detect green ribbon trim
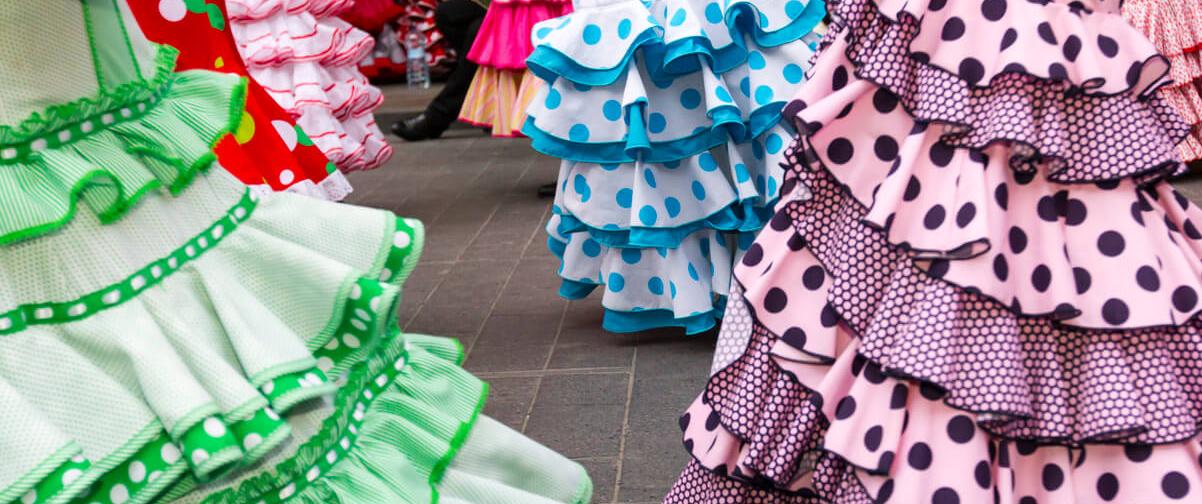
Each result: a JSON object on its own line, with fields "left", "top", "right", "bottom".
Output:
{"left": 0, "top": 191, "right": 258, "bottom": 336}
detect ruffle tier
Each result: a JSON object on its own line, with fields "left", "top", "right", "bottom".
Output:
{"left": 0, "top": 47, "right": 244, "bottom": 247}
{"left": 459, "top": 68, "right": 530, "bottom": 138}
{"left": 468, "top": 0, "right": 573, "bottom": 70}
{"left": 818, "top": 0, "right": 1191, "bottom": 183}
{"left": 1124, "top": 0, "right": 1202, "bottom": 163}
{"left": 226, "top": 0, "right": 353, "bottom": 21}
{"left": 232, "top": 9, "right": 373, "bottom": 67}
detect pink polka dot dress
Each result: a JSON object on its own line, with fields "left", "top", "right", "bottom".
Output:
{"left": 665, "top": 0, "right": 1202, "bottom": 502}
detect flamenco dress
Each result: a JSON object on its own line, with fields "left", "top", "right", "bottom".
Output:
{"left": 228, "top": 0, "right": 394, "bottom": 172}
{"left": 666, "top": 0, "right": 1202, "bottom": 501}
{"left": 458, "top": 0, "right": 573, "bottom": 137}
{"left": 523, "top": 0, "right": 826, "bottom": 334}
{"left": 0, "top": 2, "right": 592, "bottom": 503}
{"left": 128, "top": 0, "right": 354, "bottom": 201}
{"left": 1124, "top": 0, "right": 1202, "bottom": 163}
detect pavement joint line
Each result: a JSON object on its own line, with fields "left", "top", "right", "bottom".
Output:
{"left": 611, "top": 347, "right": 638, "bottom": 503}
{"left": 473, "top": 367, "right": 630, "bottom": 379}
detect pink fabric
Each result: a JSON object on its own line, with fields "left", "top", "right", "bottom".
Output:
{"left": 466, "top": 1, "right": 572, "bottom": 69}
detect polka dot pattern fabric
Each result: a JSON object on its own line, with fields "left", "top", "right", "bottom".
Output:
{"left": 526, "top": 0, "right": 823, "bottom": 332}
{"left": 1123, "top": 0, "right": 1202, "bottom": 162}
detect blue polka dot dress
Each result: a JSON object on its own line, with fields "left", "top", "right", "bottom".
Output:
{"left": 525, "top": 0, "right": 825, "bottom": 334}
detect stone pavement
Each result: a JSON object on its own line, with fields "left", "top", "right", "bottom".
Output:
{"left": 344, "top": 92, "right": 714, "bottom": 503}
{"left": 347, "top": 85, "right": 1202, "bottom": 504}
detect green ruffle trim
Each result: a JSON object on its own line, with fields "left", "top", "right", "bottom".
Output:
{"left": 0, "top": 44, "right": 246, "bottom": 246}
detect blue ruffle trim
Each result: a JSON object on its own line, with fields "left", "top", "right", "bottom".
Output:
{"left": 557, "top": 276, "right": 725, "bottom": 335}
{"left": 552, "top": 198, "right": 776, "bottom": 249}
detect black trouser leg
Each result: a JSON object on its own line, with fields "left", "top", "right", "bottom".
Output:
{"left": 423, "top": 0, "right": 487, "bottom": 131}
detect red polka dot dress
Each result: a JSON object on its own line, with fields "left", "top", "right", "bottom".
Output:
{"left": 129, "top": 0, "right": 354, "bottom": 200}
{"left": 665, "top": 0, "right": 1202, "bottom": 502}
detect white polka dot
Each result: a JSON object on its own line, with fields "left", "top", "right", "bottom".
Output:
{"left": 110, "top": 483, "right": 130, "bottom": 504}
{"left": 71, "top": 454, "right": 85, "bottom": 463}
{"left": 363, "top": 389, "right": 373, "bottom": 400}
{"left": 30, "top": 139, "right": 47, "bottom": 151}
{"left": 303, "top": 372, "right": 321, "bottom": 386}
{"left": 20, "top": 490, "right": 34, "bottom": 504}
{"left": 394, "top": 357, "right": 407, "bottom": 370}
{"left": 161, "top": 443, "right": 181, "bottom": 464}
{"left": 234, "top": 207, "right": 248, "bottom": 219}
{"left": 62, "top": 468, "right": 83, "bottom": 485}
{"left": 349, "top": 284, "right": 362, "bottom": 300}
{"left": 279, "top": 483, "right": 296, "bottom": 499}
{"left": 128, "top": 461, "right": 146, "bottom": 483}
{"left": 403, "top": 217, "right": 420, "bottom": 228}
{"left": 185, "top": 245, "right": 196, "bottom": 257}
{"left": 120, "top": 108, "right": 132, "bottom": 118}
{"left": 68, "top": 303, "right": 86, "bottom": 317}
{"left": 316, "top": 357, "right": 334, "bottom": 372}
{"left": 393, "top": 231, "right": 411, "bottom": 249}
{"left": 1, "top": 148, "right": 17, "bottom": 160}
{"left": 339, "top": 437, "right": 351, "bottom": 450}
{"left": 158, "top": 0, "right": 187, "bottom": 21}
{"left": 379, "top": 269, "right": 392, "bottom": 281}
{"left": 279, "top": 170, "right": 295, "bottom": 186}
{"left": 203, "top": 417, "right": 227, "bottom": 438}
{"left": 58, "top": 130, "right": 71, "bottom": 142}
{"left": 352, "top": 409, "right": 365, "bottom": 421}
{"left": 101, "top": 114, "right": 115, "bottom": 125}
{"left": 34, "top": 307, "right": 53, "bottom": 319}
{"left": 324, "top": 338, "right": 339, "bottom": 350}
{"left": 349, "top": 424, "right": 358, "bottom": 435}
{"left": 272, "top": 120, "right": 298, "bottom": 149}
{"left": 354, "top": 309, "right": 371, "bottom": 321}
{"left": 342, "top": 334, "right": 361, "bottom": 349}
{"left": 211, "top": 225, "right": 224, "bottom": 239}
{"left": 306, "top": 467, "right": 321, "bottom": 481}
{"left": 265, "top": 408, "right": 280, "bottom": 421}
{"left": 167, "top": 257, "right": 178, "bottom": 269}
{"left": 197, "top": 237, "right": 208, "bottom": 248}
{"left": 191, "top": 449, "right": 209, "bottom": 466}
{"left": 350, "top": 319, "right": 367, "bottom": 331}
{"left": 148, "top": 471, "right": 162, "bottom": 482}
{"left": 243, "top": 433, "right": 263, "bottom": 450}
{"left": 261, "top": 381, "right": 275, "bottom": 395}
{"left": 375, "top": 375, "right": 388, "bottom": 388}
{"left": 80, "top": 121, "right": 94, "bottom": 133}
{"left": 130, "top": 275, "right": 146, "bottom": 290}
{"left": 326, "top": 450, "right": 338, "bottom": 463}
{"left": 103, "top": 291, "right": 120, "bottom": 304}
{"left": 137, "top": 103, "right": 147, "bottom": 113}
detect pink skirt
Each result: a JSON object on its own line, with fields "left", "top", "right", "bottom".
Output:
{"left": 466, "top": 0, "right": 572, "bottom": 70}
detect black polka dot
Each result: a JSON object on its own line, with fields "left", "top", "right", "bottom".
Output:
{"left": 1009, "top": 227, "right": 1028, "bottom": 254}
{"left": 904, "top": 176, "right": 922, "bottom": 201}
{"left": 1013, "top": 169, "right": 1036, "bottom": 185}
{"left": 827, "top": 138, "right": 854, "bottom": 164}
{"left": 942, "top": 17, "right": 966, "bottom": 41}
{"left": 1097, "top": 473, "right": 1120, "bottom": 501}
{"left": 678, "top": 412, "right": 690, "bottom": 432}
{"left": 1000, "top": 28, "right": 1018, "bottom": 50}
{"left": 932, "top": 487, "right": 960, "bottom": 504}
{"left": 1038, "top": 22, "right": 1057, "bottom": 44}
{"left": 705, "top": 410, "right": 720, "bottom": 430}
{"left": 874, "top": 136, "right": 900, "bottom": 161}
{"left": 924, "top": 205, "right": 946, "bottom": 230}
{"left": 1163, "top": 471, "right": 1190, "bottom": 499}
{"left": 1019, "top": 497, "right": 1036, "bottom": 504}
{"left": 851, "top": 354, "right": 866, "bottom": 376}
{"left": 1097, "top": 231, "right": 1125, "bottom": 257}
{"left": 1131, "top": 201, "right": 1146, "bottom": 226}
{"left": 878, "top": 480, "right": 895, "bottom": 502}
{"left": 802, "top": 265, "right": 825, "bottom": 290}
{"left": 1102, "top": 299, "right": 1130, "bottom": 325}
{"left": 1124, "top": 444, "right": 1152, "bottom": 462}
{"left": 1098, "top": 35, "right": 1119, "bottom": 57}
{"left": 873, "top": 88, "right": 899, "bottom": 114}
{"left": 864, "top": 425, "right": 883, "bottom": 452}
{"left": 1042, "top": 463, "right": 1065, "bottom": 491}
{"left": 781, "top": 327, "right": 806, "bottom": 348}
{"left": 742, "top": 244, "right": 763, "bottom": 266}
{"left": 1062, "top": 35, "right": 1082, "bottom": 61}
{"left": 947, "top": 415, "right": 975, "bottom": 443}
{"left": 974, "top": 460, "right": 992, "bottom": 488}
{"left": 929, "top": 0, "right": 946, "bottom": 10}
{"left": 908, "top": 442, "right": 933, "bottom": 470}
{"left": 835, "top": 396, "right": 856, "bottom": 420}
{"left": 877, "top": 451, "right": 895, "bottom": 473}
{"left": 929, "top": 143, "right": 955, "bottom": 167}
{"left": 769, "top": 210, "right": 791, "bottom": 231}
{"left": 920, "top": 382, "right": 945, "bottom": 400}
{"left": 820, "top": 303, "right": 839, "bottom": 327}
{"left": 981, "top": 0, "right": 1006, "bottom": 20}
{"left": 863, "top": 361, "right": 886, "bottom": 384}
{"left": 1065, "top": 198, "right": 1087, "bottom": 226}
{"left": 994, "top": 183, "right": 1009, "bottom": 210}
{"left": 1185, "top": 220, "right": 1201, "bottom": 239}
{"left": 1136, "top": 266, "right": 1160, "bottom": 291}
{"left": 959, "top": 58, "right": 986, "bottom": 86}
{"left": 1037, "top": 195, "right": 1060, "bottom": 222}
{"left": 1127, "top": 62, "right": 1144, "bottom": 88}
{"left": 1016, "top": 439, "right": 1037, "bottom": 456}
{"left": 1031, "top": 265, "right": 1052, "bottom": 293}
{"left": 787, "top": 232, "right": 806, "bottom": 251}
{"left": 763, "top": 288, "right": 787, "bottom": 313}
{"left": 832, "top": 65, "right": 848, "bottom": 90}
{"left": 1003, "top": 62, "right": 1028, "bottom": 75}
{"left": 1073, "top": 267, "right": 1092, "bottom": 294}
{"left": 926, "top": 259, "right": 949, "bottom": 279}
{"left": 956, "top": 203, "right": 976, "bottom": 228}
{"left": 1173, "top": 286, "right": 1198, "bottom": 312}
{"left": 890, "top": 383, "right": 908, "bottom": 409}
{"left": 993, "top": 254, "right": 1009, "bottom": 281}
{"left": 1048, "top": 62, "right": 1068, "bottom": 80}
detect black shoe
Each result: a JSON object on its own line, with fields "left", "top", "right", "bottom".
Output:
{"left": 537, "top": 183, "right": 556, "bottom": 198}
{"left": 392, "top": 113, "right": 444, "bottom": 141}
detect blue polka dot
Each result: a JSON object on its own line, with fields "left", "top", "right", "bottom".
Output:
{"left": 698, "top": 152, "right": 718, "bottom": 171}
{"left": 699, "top": 238, "right": 710, "bottom": 257}
{"left": 545, "top": 89, "right": 562, "bottom": 109}
{"left": 783, "top": 63, "right": 804, "bottom": 84}
{"left": 602, "top": 100, "right": 622, "bottom": 121}
{"left": 670, "top": 281, "right": 677, "bottom": 298}
{"left": 748, "top": 51, "right": 766, "bottom": 70}
{"left": 687, "top": 263, "right": 700, "bottom": 281}
{"left": 618, "top": 19, "right": 632, "bottom": 39}
{"left": 569, "top": 124, "right": 590, "bottom": 141}
{"left": 638, "top": 205, "right": 658, "bottom": 225}
{"left": 536, "top": 27, "right": 552, "bottom": 39}
{"left": 601, "top": 163, "right": 620, "bottom": 171}
{"left": 735, "top": 163, "right": 750, "bottom": 182}
{"left": 574, "top": 82, "right": 593, "bottom": 92}
{"left": 754, "top": 85, "right": 774, "bottom": 105}
{"left": 608, "top": 272, "right": 625, "bottom": 292}
{"left": 752, "top": 140, "right": 765, "bottom": 160}
{"left": 785, "top": 0, "right": 804, "bottom": 17}
{"left": 756, "top": 175, "right": 766, "bottom": 193}
{"left": 648, "top": 277, "right": 665, "bottom": 295}
{"left": 656, "top": 247, "right": 668, "bottom": 258}
{"left": 662, "top": 160, "right": 681, "bottom": 169}
{"left": 557, "top": 17, "right": 571, "bottom": 29}
{"left": 583, "top": 24, "right": 602, "bottom": 44}
{"left": 739, "top": 77, "right": 751, "bottom": 97}
{"left": 704, "top": 2, "right": 722, "bottom": 23}
{"left": 649, "top": 113, "right": 667, "bottom": 134}
{"left": 582, "top": 239, "right": 601, "bottom": 257}
{"left": 665, "top": 197, "right": 681, "bottom": 218}
{"left": 680, "top": 89, "right": 702, "bottom": 110}
{"left": 616, "top": 188, "right": 633, "bottom": 208}
{"left": 573, "top": 174, "right": 591, "bottom": 202}
{"left": 765, "top": 133, "right": 783, "bottom": 154}
{"left": 768, "top": 177, "right": 777, "bottom": 196}
{"left": 691, "top": 181, "right": 707, "bottom": 200}
{"left": 643, "top": 168, "right": 657, "bottom": 188}
{"left": 715, "top": 86, "right": 732, "bottom": 103}
{"left": 621, "top": 248, "right": 642, "bottom": 264}
{"left": 670, "top": 8, "right": 687, "bottom": 26}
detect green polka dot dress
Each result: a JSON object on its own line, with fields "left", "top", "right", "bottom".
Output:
{"left": 0, "top": 2, "right": 590, "bottom": 503}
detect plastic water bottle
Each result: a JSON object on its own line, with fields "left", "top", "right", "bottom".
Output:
{"left": 405, "top": 21, "right": 430, "bottom": 89}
